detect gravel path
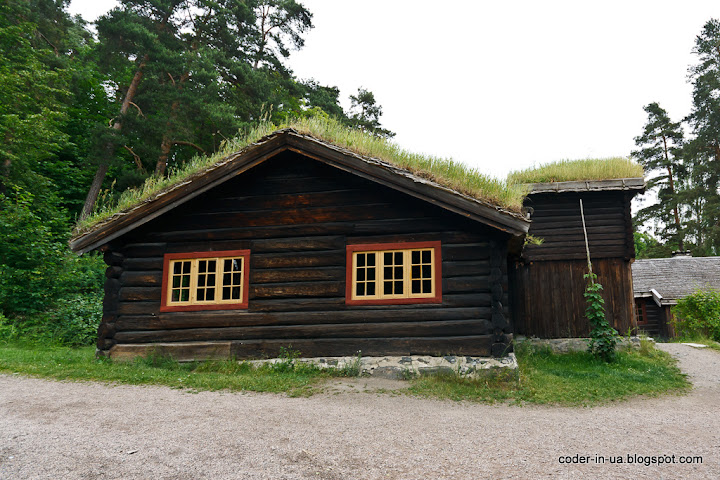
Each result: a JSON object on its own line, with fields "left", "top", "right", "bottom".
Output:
{"left": 1, "top": 344, "right": 719, "bottom": 479}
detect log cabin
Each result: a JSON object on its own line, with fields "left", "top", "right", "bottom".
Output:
{"left": 510, "top": 178, "right": 645, "bottom": 338}
{"left": 70, "top": 128, "right": 531, "bottom": 361}
{"left": 632, "top": 253, "right": 720, "bottom": 338}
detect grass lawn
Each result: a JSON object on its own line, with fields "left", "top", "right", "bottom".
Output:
{"left": 406, "top": 342, "right": 689, "bottom": 406}
{"left": 0, "top": 341, "right": 690, "bottom": 406}
{"left": 671, "top": 334, "right": 720, "bottom": 353}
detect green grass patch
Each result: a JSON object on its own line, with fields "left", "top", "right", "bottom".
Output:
{"left": 74, "top": 115, "right": 527, "bottom": 237}
{"left": 508, "top": 157, "right": 644, "bottom": 185}
{"left": 0, "top": 344, "right": 357, "bottom": 397}
{"left": 408, "top": 343, "right": 689, "bottom": 406}
{"left": 0, "top": 342, "right": 689, "bottom": 406}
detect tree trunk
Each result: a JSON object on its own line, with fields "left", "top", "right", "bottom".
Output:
{"left": 662, "top": 135, "right": 684, "bottom": 251}
{"left": 155, "top": 72, "right": 189, "bottom": 176}
{"left": 79, "top": 56, "right": 148, "bottom": 220}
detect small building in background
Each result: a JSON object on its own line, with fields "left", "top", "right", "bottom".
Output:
{"left": 632, "top": 253, "right": 720, "bottom": 338}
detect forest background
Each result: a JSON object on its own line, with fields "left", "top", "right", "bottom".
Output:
{"left": 2, "top": 0, "right": 720, "bottom": 345}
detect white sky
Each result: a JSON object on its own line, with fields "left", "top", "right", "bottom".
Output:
{"left": 68, "top": 0, "right": 720, "bottom": 179}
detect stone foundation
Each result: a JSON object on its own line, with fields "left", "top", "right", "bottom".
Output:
{"left": 249, "top": 354, "right": 518, "bottom": 379}
{"left": 515, "top": 335, "right": 652, "bottom": 354}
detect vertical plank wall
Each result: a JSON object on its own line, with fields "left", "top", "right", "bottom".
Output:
{"left": 98, "top": 151, "right": 514, "bottom": 359}
{"left": 511, "top": 191, "right": 637, "bottom": 337}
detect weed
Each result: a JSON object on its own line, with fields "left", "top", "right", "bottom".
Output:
{"left": 508, "top": 157, "right": 644, "bottom": 184}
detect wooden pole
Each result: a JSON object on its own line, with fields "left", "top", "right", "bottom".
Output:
{"left": 580, "top": 198, "right": 593, "bottom": 279}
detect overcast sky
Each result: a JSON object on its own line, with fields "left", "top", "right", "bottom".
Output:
{"left": 68, "top": 0, "right": 720, "bottom": 179}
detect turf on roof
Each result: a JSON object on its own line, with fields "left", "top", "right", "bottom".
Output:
{"left": 507, "top": 157, "right": 644, "bottom": 185}
{"left": 74, "top": 116, "right": 528, "bottom": 236}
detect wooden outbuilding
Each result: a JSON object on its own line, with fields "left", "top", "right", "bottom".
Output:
{"left": 632, "top": 253, "right": 720, "bottom": 338}
{"left": 510, "top": 178, "right": 645, "bottom": 338}
{"left": 70, "top": 129, "right": 530, "bottom": 361}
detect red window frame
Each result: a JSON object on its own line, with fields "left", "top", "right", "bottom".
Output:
{"left": 345, "top": 241, "right": 442, "bottom": 306}
{"left": 160, "top": 249, "right": 250, "bottom": 312}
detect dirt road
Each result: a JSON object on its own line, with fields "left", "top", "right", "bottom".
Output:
{"left": 1, "top": 343, "right": 718, "bottom": 479}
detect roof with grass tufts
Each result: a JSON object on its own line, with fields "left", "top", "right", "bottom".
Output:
{"left": 70, "top": 124, "right": 532, "bottom": 253}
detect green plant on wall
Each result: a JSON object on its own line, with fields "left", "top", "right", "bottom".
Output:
{"left": 584, "top": 271, "right": 618, "bottom": 362}
{"left": 579, "top": 199, "right": 618, "bottom": 362}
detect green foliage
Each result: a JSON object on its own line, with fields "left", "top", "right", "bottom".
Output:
{"left": 508, "top": 157, "right": 644, "bottom": 185}
{"left": 584, "top": 271, "right": 619, "bottom": 362}
{"left": 634, "top": 231, "right": 674, "bottom": 258}
{"left": 672, "top": 288, "right": 720, "bottom": 341}
{"left": 348, "top": 87, "right": 395, "bottom": 138}
{"left": 631, "top": 103, "right": 686, "bottom": 250}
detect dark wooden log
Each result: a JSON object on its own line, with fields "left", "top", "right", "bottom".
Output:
{"left": 117, "top": 301, "right": 160, "bottom": 315}
{"left": 122, "top": 242, "right": 166, "bottom": 257}
{"left": 105, "top": 266, "right": 123, "bottom": 279}
{"left": 120, "top": 287, "right": 162, "bottom": 302}
{"left": 114, "top": 307, "right": 492, "bottom": 331}
{"left": 114, "top": 319, "right": 493, "bottom": 344}
{"left": 443, "top": 276, "right": 491, "bottom": 293}
{"left": 442, "top": 244, "right": 491, "bottom": 261}
{"left": 124, "top": 257, "right": 163, "bottom": 271}
{"left": 103, "top": 250, "right": 124, "bottom": 266}
{"left": 251, "top": 267, "right": 344, "bottom": 284}
{"left": 443, "top": 261, "right": 491, "bottom": 278}
{"left": 250, "top": 281, "right": 344, "bottom": 299}
{"left": 251, "top": 250, "right": 344, "bottom": 269}
{"left": 229, "top": 335, "right": 494, "bottom": 358}
{"left": 120, "top": 271, "right": 163, "bottom": 287}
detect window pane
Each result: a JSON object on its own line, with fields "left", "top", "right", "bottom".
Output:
{"left": 411, "top": 265, "right": 420, "bottom": 278}
{"left": 181, "top": 290, "right": 189, "bottom": 301}
{"left": 422, "top": 265, "right": 431, "bottom": 278}
{"left": 384, "top": 252, "right": 392, "bottom": 264}
{"left": 197, "top": 290, "right": 205, "bottom": 301}
{"left": 224, "top": 259, "right": 231, "bottom": 271}
{"left": 172, "top": 276, "right": 180, "bottom": 288}
{"left": 384, "top": 266, "right": 392, "bottom": 278}
{"left": 232, "top": 287, "right": 240, "bottom": 299}
{"left": 206, "top": 290, "right": 215, "bottom": 301}
{"left": 207, "top": 275, "right": 215, "bottom": 287}
{"left": 198, "top": 275, "right": 206, "bottom": 287}
{"left": 208, "top": 260, "right": 216, "bottom": 272}
{"left": 394, "top": 281, "right": 403, "bottom": 294}
{"left": 173, "top": 262, "right": 181, "bottom": 274}
{"left": 357, "top": 269, "right": 365, "bottom": 281}
{"left": 367, "top": 283, "right": 375, "bottom": 295}
{"left": 183, "top": 262, "right": 191, "bottom": 274}
{"left": 181, "top": 275, "right": 190, "bottom": 287}
{"left": 394, "top": 266, "right": 403, "bottom": 278}
{"left": 199, "top": 261, "right": 206, "bottom": 273}
{"left": 357, "top": 254, "right": 365, "bottom": 267}
{"left": 356, "top": 284, "right": 364, "bottom": 296}
{"left": 412, "top": 280, "right": 421, "bottom": 294}
{"left": 412, "top": 250, "right": 420, "bottom": 264}
{"left": 422, "top": 250, "right": 431, "bottom": 263}
{"left": 384, "top": 282, "right": 393, "bottom": 295}
{"left": 367, "top": 268, "right": 375, "bottom": 281}
{"left": 223, "top": 273, "right": 231, "bottom": 285}
{"left": 233, "top": 259, "right": 241, "bottom": 271}
{"left": 232, "top": 273, "right": 241, "bottom": 285}
{"left": 423, "top": 280, "right": 431, "bottom": 292}
{"left": 172, "top": 290, "right": 180, "bottom": 302}
{"left": 222, "top": 286, "right": 231, "bottom": 300}
{"left": 394, "top": 252, "right": 402, "bottom": 264}
{"left": 367, "top": 253, "right": 375, "bottom": 265}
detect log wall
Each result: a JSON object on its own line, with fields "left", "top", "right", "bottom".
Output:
{"left": 511, "top": 190, "right": 637, "bottom": 338}
{"left": 98, "top": 151, "right": 513, "bottom": 359}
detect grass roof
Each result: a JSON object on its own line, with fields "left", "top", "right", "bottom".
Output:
{"left": 507, "top": 157, "right": 644, "bottom": 185}
{"left": 74, "top": 116, "right": 528, "bottom": 236}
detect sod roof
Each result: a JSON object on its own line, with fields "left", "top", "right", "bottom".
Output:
{"left": 70, "top": 121, "right": 532, "bottom": 253}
